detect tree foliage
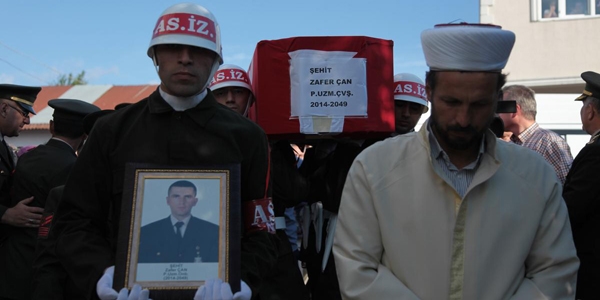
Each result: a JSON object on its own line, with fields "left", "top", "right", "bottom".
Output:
{"left": 53, "top": 70, "right": 87, "bottom": 86}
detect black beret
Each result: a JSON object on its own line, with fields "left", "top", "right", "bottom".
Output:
{"left": 0, "top": 84, "right": 42, "bottom": 114}
{"left": 576, "top": 71, "right": 600, "bottom": 101}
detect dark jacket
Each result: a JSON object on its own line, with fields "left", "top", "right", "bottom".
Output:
{"left": 31, "top": 185, "right": 84, "bottom": 300}
{"left": 563, "top": 135, "right": 600, "bottom": 300}
{"left": 0, "top": 140, "right": 16, "bottom": 244}
{"left": 138, "top": 216, "right": 219, "bottom": 263}
{"left": 51, "top": 90, "right": 276, "bottom": 300}
{"left": 256, "top": 141, "right": 310, "bottom": 300}
{"left": 0, "top": 139, "right": 76, "bottom": 299}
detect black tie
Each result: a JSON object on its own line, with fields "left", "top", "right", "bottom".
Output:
{"left": 175, "top": 221, "right": 184, "bottom": 238}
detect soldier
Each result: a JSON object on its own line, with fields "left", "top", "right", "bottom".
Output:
{"left": 210, "top": 64, "right": 310, "bottom": 300}
{"left": 392, "top": 73, "right": 429, "bottom": 134}
{"left": 563, "top": 71, "right": 600, "bottom": 300}
{"left": 51, "top": 3, "right": 274, "bottom": 300}
{"left": 0, "top": 98, "right": 99, "bottom": 300}
{"left": 0, "top": 84, "right": 42, "bottom": 242}
{"left": 31, "top": 108, "right": 113, "bottom": 300}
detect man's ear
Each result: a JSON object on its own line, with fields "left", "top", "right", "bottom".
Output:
{"left": 587, "top": 102, "right": 597, "bottom": 121}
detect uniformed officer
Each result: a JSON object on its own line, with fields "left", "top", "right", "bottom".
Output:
{"left": 51, "top": 3, "right": 274, "bottom": 300}
{"left": 0, "top": 98, "right": 99, "bottom": 300}
{"left": 31, "top": 108, "right": 112, "bottom": 300}
{"left": 210, "top": 64, "right": 311, "bottom": 300}
{"left": 0, "top": 84, "right": 42, "bottom": 240}
{"left": 563, "top": 71, "right": 600, "bottom": 300}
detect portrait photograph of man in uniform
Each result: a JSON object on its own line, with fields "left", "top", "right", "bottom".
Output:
{"left": 138, "top": 179, "right": 220, "bottom": 266}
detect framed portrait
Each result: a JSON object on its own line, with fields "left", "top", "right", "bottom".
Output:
{"left": 114, "top": 163, "right": 241, "bottom": 300}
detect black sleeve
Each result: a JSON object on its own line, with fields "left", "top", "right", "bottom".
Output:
{"left": 271, "top": 141, "right": 308, "bottom": 213}
{"left": 52, "top": 126, "right": 115, "bottom": 300}
{"left": 308, "top": 140, "right": 362, "bottom": 213}
{"left": 563, "top": 145, "right": 600, "bottom": 229}
{"left": 239, "top": 128, "right": 278, "bottom": 298}
{"left": 31, "top": 186, "right": 76, "bottom": 299}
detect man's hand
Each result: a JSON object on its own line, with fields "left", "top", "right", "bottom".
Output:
{"left": 194, "top": 279, "right": 251, "bottom": 300}
{"left": 97, "top": 266, "right": 151, "bottom": 300}
{"left": 0, "top": 197, "right": 42, "bottom": 227}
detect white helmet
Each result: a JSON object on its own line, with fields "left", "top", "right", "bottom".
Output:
{"left": 209, "top": 64, "right": 254, "bottom": 116}
{"left": 393, "top": 73, "right": 429, "bottom": 113}
{"left": 209, "top": 64, "right": 253, "bottom": 93}
{"left": 147, "top": 3, "right": 223, "bottom": 64}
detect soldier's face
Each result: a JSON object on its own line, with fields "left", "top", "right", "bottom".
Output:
{"left": 155, "top": 44, "right": 217, "bottom": 97}
{"left": 0, "top": 100, "right": 30, "bottom": 137}
{"left": 166, "top": 186, "right": 198, "bottom": 219}
{"left": 394, "top": 100, "right": 424, "bottom": 134}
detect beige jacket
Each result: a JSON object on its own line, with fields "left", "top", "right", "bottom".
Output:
{"left": 333, "top": 122, "right": 579, "bottom": 300}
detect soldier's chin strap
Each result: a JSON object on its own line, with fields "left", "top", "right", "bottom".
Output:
{"left": 242, "top": 94, "right": 253, "bottom": 118}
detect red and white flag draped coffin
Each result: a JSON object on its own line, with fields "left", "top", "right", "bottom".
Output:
{"left": 248, "top": 36, "right": 395, "bottom": 140}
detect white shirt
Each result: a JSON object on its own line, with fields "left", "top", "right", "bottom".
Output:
{"left": 170, "top": 215, "right": 191, "bottom": 238}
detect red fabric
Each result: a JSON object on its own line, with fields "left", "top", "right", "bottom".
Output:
{"left": 249, "top": 36, "right": 395, "bottom": 140}
{"left": 152, "top": 13, "right": 216, "bottom": 42}
{"left": 243, "top": 198, "right": 276, "bottom": 234}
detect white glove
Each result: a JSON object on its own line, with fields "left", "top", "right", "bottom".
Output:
{"left": 194, "top": 279, "right": 251, "bottom": 300}
{"left": 232, "top": 281, "right": 251, "bottom": 300}
{"left": 97, "top": 266, "right": 152, "bottom": 300}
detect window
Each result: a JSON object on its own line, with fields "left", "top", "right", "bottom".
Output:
{"left": 537, "top": 0, "right": 598, "bottom": 20}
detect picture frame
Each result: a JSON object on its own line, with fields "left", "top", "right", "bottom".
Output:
{"left": 114, "top": 163, "right": 241, "bottom": 300}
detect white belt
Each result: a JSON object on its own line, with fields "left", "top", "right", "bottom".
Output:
{"left": 275, "top": 216, "right": 286, "bottom": 229}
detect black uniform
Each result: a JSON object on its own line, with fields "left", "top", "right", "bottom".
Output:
{"left": 0, "top": 140, "right": 15, "bottom": 245}
{"left": 31, "top": 185, "right": 84, "bottom": 299}
{"left": 0, "top": 139, "right": 76, "bottom": 299}
{"left": 300, "top": 140, "right": 363, "bottom": 300}
{"left": 256, "top": 140, "right": 310, "bottom": 300}
{"left": 51, "top": 90, "right": 277, "bottom": 299}
{"left": 0, "top": 83, "right": 41, "bottom": 247}
{"left": 563, "top": 132, "right": 600, "bottom": 300}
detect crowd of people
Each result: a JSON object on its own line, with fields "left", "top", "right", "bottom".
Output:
{"left": 0, "top": 2, "right": 598, "bottom": 300}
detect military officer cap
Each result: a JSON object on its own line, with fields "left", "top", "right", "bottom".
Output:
{"left": 575, "top": 71, "right": 600, "bottom": 101}
{"left": 0, "top": 84, "right": 42, "bottom": 115}
{"left": 48, "top": 99, "right": 100, "bottom": 137}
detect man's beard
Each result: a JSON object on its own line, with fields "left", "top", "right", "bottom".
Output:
{"left": 430, "top": 115, "right": 488, "bottom": 151}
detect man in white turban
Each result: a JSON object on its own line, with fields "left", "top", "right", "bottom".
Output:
{"left": 333, "top": 23, "right": 579, "bottom": 299}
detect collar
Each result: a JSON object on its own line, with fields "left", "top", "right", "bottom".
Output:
{"left": 170, "top": 215, "right": 191, "bottom": 226}
{"left": 50, "top": 137, "right": 74, "bottom": 151}
{"left": 427, "top": 121, "right": 486, "bottom": 167}
{"left": 159, "top": 87, "right": 207, "bottom": 111}
{"left": 511, "top": 122, "right": 539, "bottom": 145}
{"left": 588, "top": 129, "right": 600, "bottom": 144}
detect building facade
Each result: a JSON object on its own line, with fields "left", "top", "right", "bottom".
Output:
{"left": 479, "top": 0, "right": 600, "bottom": 156}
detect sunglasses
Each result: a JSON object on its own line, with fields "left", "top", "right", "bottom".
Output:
{"left": 6, "top": 103, "right": 30, "bottom": 118}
